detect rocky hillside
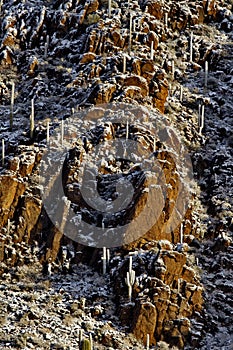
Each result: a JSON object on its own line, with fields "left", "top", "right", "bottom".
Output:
{"left": 0, "top": 0, "right": 232, "bottom": 349}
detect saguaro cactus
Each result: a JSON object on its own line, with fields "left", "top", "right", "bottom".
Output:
{"left": 81, "top": 339, "right": 92, "bottom": 350}
{"left": 204, "top": 61, "right": 208, "bottom": 88}
{"left": 150, "top": 41, "right": 154, "bottom": 60}
{"left": 146, "top": 333, "right": 150, "bottom": 349}
{"left": 133, "top": 19, "right": 136, "bottom": 31}
{"left": 198, "top": 103, "right": 201, "bottom": 121}
{"left": 108, "top": 0, "right": 111, "bottom": 17}
{"left": 125, "top": 256, "right": 135, "bottom": 302}
{"left": 123, "top": 54, "right": 126, "bottom": 73}
{"left": 128, "top": 13, "right": 132, "bottom": 54}
{"left": 61, "top": 119, "right": 64, "bottom": 145}
{"left": 180, "top": 85, "right": 183, "bottom": 102}
{"left": 30, "top": 98, "right": 34, "bottom": 139}
{"left": 190, "top": 31, "right": 193, "bottom": 62}
{"left": 164, "top": 12, "right": 168, "bottom": 27}
{"left": 107, "top": 248, "right": 110, "bottom": 265}
{"left": 10, "top": 82, "right": 15, "bottom": 130}
{"left": 44, "top": 34, "right": 49, "bottom": 58}
{"left": 199, "top": 104, "right": 205, "bottom": 135}
{"left": 126, "top": 120, "right": 129, "bottom": 139}
{"left": 171, "top": 60, "right": 175, "bottom": 80}
{"left": 102, "top": 247, "right": 110, "bottom": 274}
{"left": 79, "top": 329, "right": 83, "bottom": 346}
{"left": 1, "top": 139, "right": 5, "bottom": 166}
{"left": 180, "top": 223, "right": 183, "bottom": 244}
{"left": 89, "top": 334, "right": 93, "bottom": 349}
{"left": 7, "top": 219, "right": 10, "bottom": 234}
{"left": 102, "top": 246, "right": 107, "bottom": 274}
{"left": 46, "top": 120, "right": 50, "bottom": 144}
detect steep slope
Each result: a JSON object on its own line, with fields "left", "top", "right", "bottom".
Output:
{"left": 0, "top": 0, "right": 232, "bottom": 349}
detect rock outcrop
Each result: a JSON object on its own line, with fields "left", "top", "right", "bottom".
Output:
{"left": 112, "top": 242, "right": 203, "bottom": 346}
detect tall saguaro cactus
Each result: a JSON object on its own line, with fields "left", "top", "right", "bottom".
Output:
{"left": 204, "top": 61, "right": 208, "bottom": 88}
{"left": 102, "top": 246, "right": 110, "bottom": 274}
{"left": 89, "top": 334, "right": 93, "bottom": 349}
{"left": 180, "top": 222, "right": 184, "bottom": 244}
{"left": 46, "top": 120, "right": 50, "bottom": 145}
{"left": 102, "top": 246, "right": 107, "bottom": 274}
{"left": 133, "top": 18, "right": 136, "bottom": 31}
{"left": 123, "top": 54, "right": 126, "bottom": 73}
{"left": 108, "top": 0, "right": 111, "bottom": 17}
{"left": 146, "top": 333, "right": 150, "bottom": 349}
{"left": 44, "top": 34, "right": 49, "bottom": 58}
{"left": 128, "top": 13, "right": 133, "bottom": 54}
{"left": 10, "top": 82, "right": 15, "bottom": 130}
{"left": 30, "top": 98, "right": 35, "bottom": 139}
{"left": 180, "top": 85, "right": 183, "bottom": 102}
{"left": 126, "top": 120, "right": 129, "bottom": 139}
{"left": 125, "top": 256, "right": 135, "bottom": 302}
{"left": 199, "top": 105, "right": 205, "bottom": 134}
{"left": 190, "top": 31, "right": 193, "bottom": 62}
{"left": 150, "top": 41, "right": 154, "bottom": 60}
{"left": 1, "top": 139, "right": 5, "bottom": 166}
{"left": 79, "top": 329, "right": 83, "bottom": 347}
{"left": 164, "top": 12, "right": 168, "bottom": 27}
{"left": 61, "top": 119, "right": 64, "bottom": 145}
{"left": 171, "top": 60, "right": 175, "bottom": 80}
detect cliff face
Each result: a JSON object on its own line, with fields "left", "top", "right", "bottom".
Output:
{"left": 0, "top": 0, "right": 233, "bottom": 349}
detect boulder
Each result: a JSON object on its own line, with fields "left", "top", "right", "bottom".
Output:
{"left": 80, "top": 52, "right": 96, "bottom": 64}
{"left": 145, "top": 31, "right": 159, "bottom": 50}
{"left": 86, "top": 0, "right": 99, "bottom": 15}
{"left": 89, "top": 83, "right": 116, "bottom": 104}
{"left": 132, "top": 300, "right": 157, "bottom": 345}
{"left": 145, "top": 0, "right": 165, "bottom": 20}
{"left": 124, "top": 75, "right": 149, "bottom": 97}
